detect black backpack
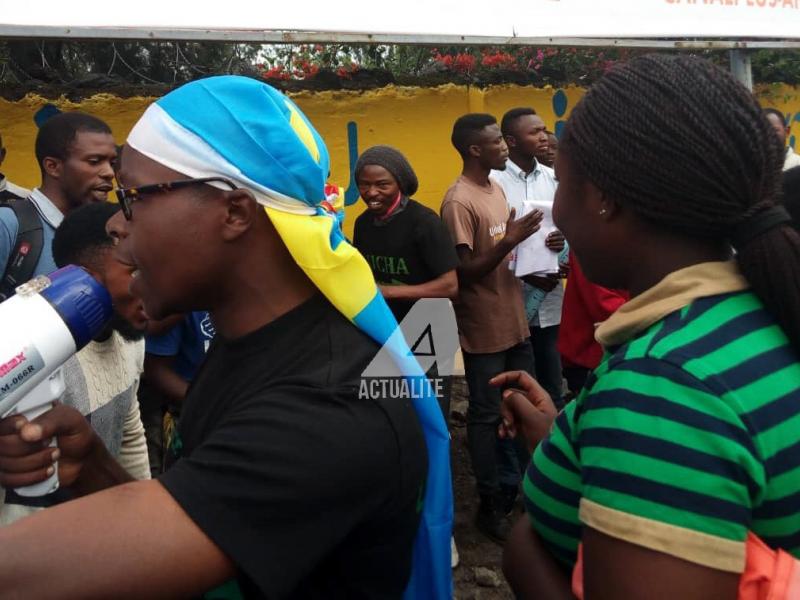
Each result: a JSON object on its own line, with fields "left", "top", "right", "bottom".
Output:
{"left": 0, "top": 197, "right": 44, "bottom": 301}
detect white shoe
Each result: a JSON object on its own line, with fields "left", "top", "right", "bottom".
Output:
{"left": 451, "top": 536, "right": 460, "bottom": 569}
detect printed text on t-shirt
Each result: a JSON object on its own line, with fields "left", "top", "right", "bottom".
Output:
{"left": 489, "top": 222, "right": 506, "bottom": 242}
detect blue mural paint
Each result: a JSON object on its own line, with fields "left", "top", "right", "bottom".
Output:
{"left": 553, "top": 89, "right": 568, "bottom": 117}
{"left": 553, "top": 89, "right": 568, "bottom": 139}
{"left": 344, "top": 121, "right": 360, "bottom": 206}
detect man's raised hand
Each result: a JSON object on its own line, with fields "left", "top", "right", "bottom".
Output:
{"left": 504, "top": 208, "right": 543, "bottom": 247}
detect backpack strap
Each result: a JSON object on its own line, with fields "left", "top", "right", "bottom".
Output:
{"left": 0, "top": 198, "right": 44, "bottom": 301}
{"left": 0, "top": 188, "right": 25, "bottom": 202}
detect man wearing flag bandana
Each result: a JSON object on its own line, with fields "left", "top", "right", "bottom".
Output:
{"left": 0, "top": 76, "right": 452, "bottom": 599}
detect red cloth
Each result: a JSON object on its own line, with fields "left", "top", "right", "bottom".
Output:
{"left": 558, "top": 253, "right": 629, "bottom": 370}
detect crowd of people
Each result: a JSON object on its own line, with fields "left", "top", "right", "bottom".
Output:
{"left": 0, "top": 52, "right": 798, "bottom": 599}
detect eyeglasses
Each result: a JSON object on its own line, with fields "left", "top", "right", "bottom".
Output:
{"left": 114, "top": 177, "right": 238, "bottom": 220}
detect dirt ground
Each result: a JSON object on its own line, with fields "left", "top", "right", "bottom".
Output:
{"left": 450, "top": 377, "right": 514, "bottom": 600}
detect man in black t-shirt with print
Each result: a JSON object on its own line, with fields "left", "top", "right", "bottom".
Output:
{"left": 0, "top": 78, "right": 433, "bottom": 599}
{"left": 353, "top": 145, "right": 459, "bottom": 323}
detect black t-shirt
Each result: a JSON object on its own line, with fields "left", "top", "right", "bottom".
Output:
{"left": 353, "top": 199, "right": 459, "bottom": 322}
{"left": 159, "top": 295, "right": 428, "bottom": 599}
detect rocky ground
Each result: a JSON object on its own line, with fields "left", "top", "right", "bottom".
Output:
{"left": 450, "top": 377, "right": 514, "bottom": 600}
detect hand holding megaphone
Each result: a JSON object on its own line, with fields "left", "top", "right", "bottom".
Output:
{"left": 0, "top": 402, "right": 97, "bottom": 491}
{"left": 0, "top": 265, "right": 113, "bottom": 496}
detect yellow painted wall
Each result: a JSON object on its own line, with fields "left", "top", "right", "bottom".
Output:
{"left": 1, "top": 83, "right": 799, "bottom": 239}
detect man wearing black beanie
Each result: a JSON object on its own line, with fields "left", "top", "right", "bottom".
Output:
{"left": 353, "top": 145, "right": 459, "bottom": 323}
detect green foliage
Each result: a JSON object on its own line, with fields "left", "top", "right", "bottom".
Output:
{"left": 257, "top": 44, "right": 800, "bottom": 87}
{"left": 751, "top": 50, "right": 800, "bottom": 86}
{"left": 0, "top": 40, "right": 261, "bottom": 85}
{"left": 0, "top": 40, "right": 797, "bottom": 90}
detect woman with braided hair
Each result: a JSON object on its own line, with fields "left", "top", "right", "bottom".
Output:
{"left": 494, "top": 54, "right": 800, "bottom": 599}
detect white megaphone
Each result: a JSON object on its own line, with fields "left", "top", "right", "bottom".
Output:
{"left": 0, "top": 265, "right": 112, "bottom": 496}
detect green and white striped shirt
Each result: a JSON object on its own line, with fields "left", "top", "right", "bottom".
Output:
{"left": 524, "top": 261, "right": 800, "bottom": 573}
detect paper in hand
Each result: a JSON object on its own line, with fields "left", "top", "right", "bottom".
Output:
{"left": 510, "top": 199, "right": 559, "bottom": 277}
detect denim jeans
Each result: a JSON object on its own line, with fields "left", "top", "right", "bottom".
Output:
{"left": 530, "top": 324, "right": 564, "bottom": 409}
{"left": 462, "top": 340, "right": 535, "bottom": 497}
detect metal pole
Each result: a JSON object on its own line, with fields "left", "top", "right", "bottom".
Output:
{"left": 730, "top": 49, "right": 753, "bottom": 91}
{"left": 0, "top": 25, "right": 799, "bottom": 49}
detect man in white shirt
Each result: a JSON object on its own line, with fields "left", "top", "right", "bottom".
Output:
{"left": 0, "top": 112, "right": 116, "bottom": 287}
{"left": 491, "top": 108, "right": 566, "bottom": 408}
{"left": 764, "top": 108, "right": 800, "bottom": 171}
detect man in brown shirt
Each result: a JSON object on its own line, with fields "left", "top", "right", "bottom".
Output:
{"left": 441, "top": 113, "right": 542, "bottom": 543}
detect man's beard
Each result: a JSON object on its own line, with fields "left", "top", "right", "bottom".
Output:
{"left": 109, "top": 311, "right": 146, "bottom": 342}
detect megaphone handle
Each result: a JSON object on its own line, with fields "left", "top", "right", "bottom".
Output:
{"left": 13, "top": 400, "right": 59, "bottom": 497}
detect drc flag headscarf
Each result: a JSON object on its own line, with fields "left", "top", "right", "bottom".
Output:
{"left": 127, "top": 76, "right": 453, "bottom": 599}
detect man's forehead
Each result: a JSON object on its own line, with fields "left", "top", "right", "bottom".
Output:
{"left": 520, "top": 114, "right": 546, "bottom": 129}
{"left": 480, "top": 123, "right": 502, "bottom": 139}
{"left": 117, "top": 144, "right": 184, "bottom": 186}
{"left": 70, "top": 130, "right": 117, "bottom": 153}
{"left": 359, "top": 164, "right": 394, "bottom": 179}
{"left": 766, "top": 113, "right": 785, "bottom": 127}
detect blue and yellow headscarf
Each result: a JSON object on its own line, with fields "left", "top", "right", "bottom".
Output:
{"left": 128, "top": 76, "right": 453, "bottom": 599}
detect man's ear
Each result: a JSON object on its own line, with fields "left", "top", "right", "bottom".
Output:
{"left": 504, "top": 135, "right": 517, "bottom": 150}
{"left": 42, "top": 156, "right": 62, "bottom": 180}
{"left": 468, "top": 144, "right": 481, "bottom": 159}
{"left": 220, "top": 188, "right": 260, "bottom": 242}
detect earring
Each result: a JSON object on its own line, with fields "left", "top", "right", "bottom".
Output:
{"left": 599, "top": 209, "right": 607, "bottom": 215}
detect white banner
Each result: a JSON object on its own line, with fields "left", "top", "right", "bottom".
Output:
{"left": 0, "top": 0, "right": 798, "bottom": 40}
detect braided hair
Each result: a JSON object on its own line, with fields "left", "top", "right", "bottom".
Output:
{"left": 560, "top": 54, "right": 800, "bottom": 353}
